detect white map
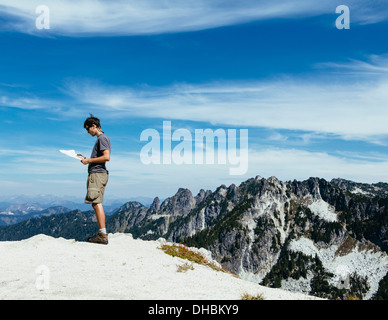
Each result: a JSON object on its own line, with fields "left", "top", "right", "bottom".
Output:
{"left": 59, "top": 149, "right": 84, "bottom": 160}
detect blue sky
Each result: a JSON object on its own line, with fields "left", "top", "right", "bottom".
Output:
{"left": 1, "top": 0, "right": 388, "bottom": 201}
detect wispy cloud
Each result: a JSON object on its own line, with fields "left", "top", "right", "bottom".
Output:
{"left": 2, "top": 139, "right": 388, "bottom": 198}
{"left": 61, "top": 72, "right": 388, "bottom": 141}
{"left": 0, "top": 0, "right": 386, "bottom": 37}
{"left": 0, "top": 86, "right": 63, "bottom": 111}
{"left": 246, "top": 148, "right": 388, "bottom": 184}
{"left": 316, "top": 54, "right": 388, "bottom": 75}
{"left": 83, "top": 147, "right": 388, "bottom": 198}
{"left": 1, "top": 152, "right": 82, "bottom": 176}
{"left": 2, "top": 54, "right": 388, "bottom": 142}
{"left": 3, "top": 54, "right": 388, "bottom": 141}
{"left": 0, "top": 95, "right": 46, "bottom": 110}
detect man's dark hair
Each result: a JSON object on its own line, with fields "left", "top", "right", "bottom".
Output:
{"left": 84, "top": 113, "right": 101, "bottom": 129}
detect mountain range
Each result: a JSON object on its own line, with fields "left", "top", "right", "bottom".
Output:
{"left": 1, "top": 176, "right": 387, "bottom": 300}
{"left": 0, "top": 195, "right": 153, "bottom": 226}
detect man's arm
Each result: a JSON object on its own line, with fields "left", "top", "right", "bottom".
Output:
{"left": 81, "top": 150, "right": 110, "bottom": 165}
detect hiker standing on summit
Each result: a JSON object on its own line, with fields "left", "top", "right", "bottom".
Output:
{"left": 81, "top": 115, "right": 111, "bottom": 244}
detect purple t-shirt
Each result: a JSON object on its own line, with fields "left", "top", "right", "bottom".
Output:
{"left": 88, "top": 133, "right": 111, "bottom": 174}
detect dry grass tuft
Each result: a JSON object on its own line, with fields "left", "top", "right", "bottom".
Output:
{"left": 240, "top": 292, "right": 265, "bottom": 300}
{"left": 177, "top": 262, "right": 194, "bottom": 273}
{"left": 160, "top": 243, "right": 231, "bottom": 274}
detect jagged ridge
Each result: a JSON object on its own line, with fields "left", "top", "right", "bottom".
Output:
{"left": 108, "top": 176, "right": 388, "bottom": 300}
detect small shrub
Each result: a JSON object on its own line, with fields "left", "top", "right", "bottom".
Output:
{"left": 177, "top": 262, "right": 194, "bottom": 273}
{"left": 240, "top": 292, "right": 265, "bottom": 300}
{"left": 160, "top": 243, "right": 229, "bottom": 274}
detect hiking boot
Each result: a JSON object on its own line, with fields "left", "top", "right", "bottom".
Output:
{"left": 87, "top": 231, "right": 108, "bottom": 245}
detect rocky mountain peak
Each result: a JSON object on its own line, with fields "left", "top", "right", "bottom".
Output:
{"left": 107, "top": 175, "right": 388, "bottom": 300}
{"left": 159, "top": 188, "right": 196, "bottom": 217}
{"left": 195, "top": 189, "right": 212, "bottom": 203}
{"left": 150, "top": 197, "right": 160, "bottom": 212}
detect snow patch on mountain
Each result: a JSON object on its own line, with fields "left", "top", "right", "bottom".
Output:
{"left": 350, "top": 187, "right": 372, "bottom": 196}
{"left": 288, "top": 237, "right": 388, "bottom": 299}
{"left": 281, "top": 271, "right": 314, "bottom": 294}
{"left": 308, "top": 199, "right": 338, "bottom": 222}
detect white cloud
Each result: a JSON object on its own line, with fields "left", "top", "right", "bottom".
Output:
{"left": 247, "top": 148, "right": 388, "bottom": 183}
{"left": 0, "top": 85, "right": 66, "bottom": 111}
{"left": 0, "top": 0, "right": 386, "bottom": 37}
{"left": 0, "top": 95, "right": 46, "bottom": 110}
{"left": 0, "top": 146, "right": 86, "bottom": 176}
{"left": 61, "top": 73, "right": 388, "bottom": 142}
{"left": 315, "top": 54, "right": 388, "bottom": 75}
{"left": 91, "top": 147, "right": 388, "bottom": 198}
{"left": 3, "top": 54, "right": 388, "bottom": 142}
{"left": 2, "top": 141, "right": 388, "bottom": 198}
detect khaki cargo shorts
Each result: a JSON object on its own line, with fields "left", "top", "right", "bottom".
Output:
{"left": 85, "top": 172, "right": 109, "bottom": 204}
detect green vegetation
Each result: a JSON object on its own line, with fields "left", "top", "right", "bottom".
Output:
{"left": 0, "top": 210, "right": 97, "bottom": 241}
{"left": 261, "top": 237, "right": 370, "bottom": 300}
{"left": 261, "top": 238, "right": 314, "bottom": 288}
{"left": 372, "top": 272, "right": 388, "bottom": 300}
{"left": 128, "top": 215, "right": 166, "bottom": 240}
{"left": 338, "top": 196, "right": 388, "bottom": 253}
{"left": 184, "top": 197, "right": 253, "bottom": 249}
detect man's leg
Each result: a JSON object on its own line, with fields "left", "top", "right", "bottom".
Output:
{"left": 86, "top": 173, "right": 109, "bottom": 244}
{"left": 92, "top": 203, "right": 106, "bottom": 230}
{"left": 87, "top": 203, "right": 108, "bottom": 244}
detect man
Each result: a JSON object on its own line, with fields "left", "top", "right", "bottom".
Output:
{"left": 82, "top": 115, "right": 111, "bottom": 245}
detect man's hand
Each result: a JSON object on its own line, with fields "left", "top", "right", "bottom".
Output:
{"left": 80, "top": 151, "right": 109, "bottom": 165}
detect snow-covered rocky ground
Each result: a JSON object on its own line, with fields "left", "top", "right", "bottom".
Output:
{"left": 288, "top": 236, "right": 388, "bottom": 299}
{"left": 0, "top": 233, "right": 322, "bottom": 300}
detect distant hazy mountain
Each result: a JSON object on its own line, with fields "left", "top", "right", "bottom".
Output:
{"left": 0, "top": 194, "right": 154, "bottom": 226}
{"left": 0, "top": 210, "right": 97, "bottom": 241}
{"left": 0, "top": 206, "right": 71, "bottom": 226}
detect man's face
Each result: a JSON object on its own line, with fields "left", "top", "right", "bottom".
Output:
{"left": 85, "top": 124, "right": 98, "bottom": 136}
